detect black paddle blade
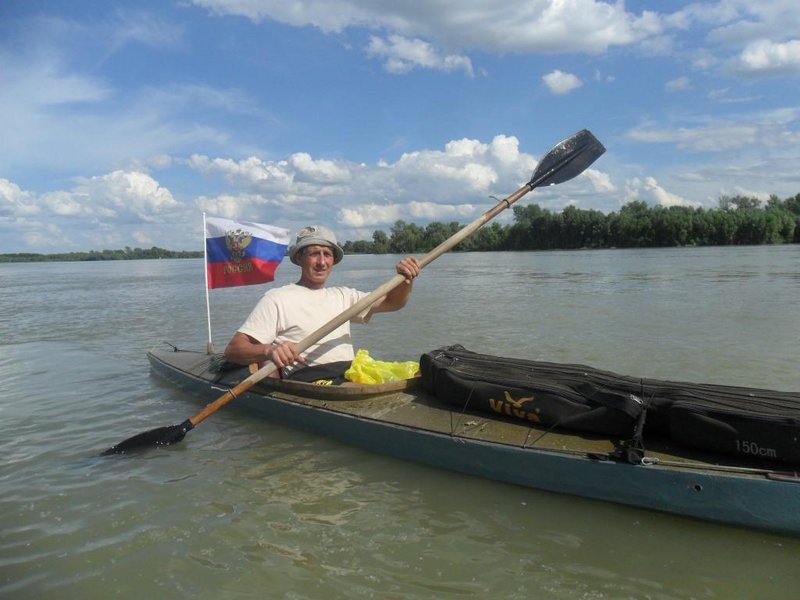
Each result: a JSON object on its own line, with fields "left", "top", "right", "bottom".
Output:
{"left": 101, "top": 419, "right": 194, "bottom": 456}
{"left": 529, "top": 129, "right": 605, "bottom": 189}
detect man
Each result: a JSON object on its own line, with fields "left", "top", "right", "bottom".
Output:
{"left": 224, "top": 224, "right": 421, "bottom": 381}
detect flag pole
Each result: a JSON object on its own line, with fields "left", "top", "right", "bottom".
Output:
{"left": 202, "top": 212, "right": 215, "bottom": 354}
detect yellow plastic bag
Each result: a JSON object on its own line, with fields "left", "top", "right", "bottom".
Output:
{"left": 344, "top": 349, "right": 419, "bottom": 384}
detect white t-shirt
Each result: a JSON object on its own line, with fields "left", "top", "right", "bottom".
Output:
{"left": 238, "top": 283, "right": 370, "bottom": 371}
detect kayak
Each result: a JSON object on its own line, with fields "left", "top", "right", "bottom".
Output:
{"left": 147, "top": 345, "right": 800, "bottom": 537}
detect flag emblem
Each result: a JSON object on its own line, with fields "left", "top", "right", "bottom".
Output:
{"left": 225, "top": 228, "right": 252, "bottom": 262}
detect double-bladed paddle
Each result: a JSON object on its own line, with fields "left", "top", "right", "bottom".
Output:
{"left": 101, "top": 129, "right": 605, "bottom": 455}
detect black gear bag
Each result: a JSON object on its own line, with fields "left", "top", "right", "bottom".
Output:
{"left": 420, "top": 345, "right": 800, "bottom": 464}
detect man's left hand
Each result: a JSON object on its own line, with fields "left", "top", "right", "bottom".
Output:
{"left": 396, "top": 257, "right": 421, "bottom": 284}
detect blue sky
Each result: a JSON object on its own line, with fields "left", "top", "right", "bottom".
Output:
{"left": 1, "top": 0, "right": 799, "bottom": 252}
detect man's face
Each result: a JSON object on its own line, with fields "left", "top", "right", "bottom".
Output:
{"left": 297, "top": 244, "right": 336, "bottom": 288}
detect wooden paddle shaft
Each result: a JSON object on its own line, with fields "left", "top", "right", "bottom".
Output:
{"left": 188, "top": 180, "right": 535, "bottom": 427}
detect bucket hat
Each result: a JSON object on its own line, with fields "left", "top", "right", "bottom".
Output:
{"left": 288, "top": 225, "right": 344, "bottom": 265}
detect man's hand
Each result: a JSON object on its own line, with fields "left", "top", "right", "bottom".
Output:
{"left": 396, "top": 256, "right": 421, "bottom": 284}
{"left": 267, "top": 341, "right": 305, "bottom": 369}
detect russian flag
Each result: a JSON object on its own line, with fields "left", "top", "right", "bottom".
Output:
{"left": 205, "top": 217, "right": 290, "bottom": 289}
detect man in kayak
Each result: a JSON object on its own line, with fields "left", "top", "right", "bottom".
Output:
{"left": 223, "top": 224, "right": 421, "bottom": 381}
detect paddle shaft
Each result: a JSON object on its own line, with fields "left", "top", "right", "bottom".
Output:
{"left": 187, "top": 180, "right": 536, "bottom": 427}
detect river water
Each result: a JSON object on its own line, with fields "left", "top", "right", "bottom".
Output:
{"left": 1, "top": 246, "right": 799, "bottom": 599}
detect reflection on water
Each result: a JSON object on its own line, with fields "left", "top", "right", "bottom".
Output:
{"left": 1, "top": 246, "right": 799, "bottom": 599}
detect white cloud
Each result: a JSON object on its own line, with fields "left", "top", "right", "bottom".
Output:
{"left": 0, "top": 179, "right": 40, "bottom": 216}
{"left": 105, "top": 9, "right": 187, "bottom": 52}
{"left": 131, "top": 229, "right": 153, "bottom": 245}
{"left": 488, "top": 135, "right": 526, "bottom": 165}
{"left": 703, "top": 2, "right": 800, "bottom": 46}
{"left": 408, "top": 201, "right": 476, "bottom": 220}
{"left": 76, "top": 171, "right": 180, "bottom": 221}
{"left": 338, "top": 199, "right": 476, "bottom": 228}
{"left": 23, "top": 223, "right": 64, "bottom": 249}
{"left": 366, "top": 35, "right": 473, "bottom": 76}
{"left": 188, "top": 153, "right": 353, "bottom": 208}
{"left": 625, "top": 177, "right": 700, "bottom": 208}
{"left": 732, "top": 39, "right": 800, "bottom": 76}
{"left": 0, "top": 172, "right": 183, "bottom": 250}
{"left": 627, "top": 124, "right": 758, "bottom": 152}
{"left": 542, "top": 70, "right": 583, "bottom": 95}
{"left": 625, "top": 107, "right": 800, "bottom": 152}
{"left": 188, "top": 134, "right": 534, "bottom": 212}
{"left": 661, "top": 2, "right": 800, "bottom": 82}
{"left": 41, "top": 190, "right": 91, "bottom": 217}
{"left": 718, "top": 185, "right": 772, "bottom": 202}
{"left": 195, "top": 192, "right": 283, "bottom": 220}
{"left": 143, "top": 83, "right": 268, "bottom": 118}
{"left": 14, "top": 171, "right": 181, "bottom": 222}
{"left": 593, "top": 69, "right": 616, "bottom": 82}
{"left": 445, "top": 138, "right": 486, "bottom": 158}
{"left": 665, "top": 2, "right": 741, "bottom": 31}
{"left": 192, "top": 0, "right": 663, "bottom": 54}
{"left": 28, "top": 66, "right": 111, "bottom": 107}
{"left": 182, "top": 132, "right": 600, "bottom": 239}
{"left": 289, "top": 153, "right": 352, "bottom": 184}
{"left": 188, "top": 155, "right": 295, "bottom": 187}
{"left": 389, "top": 134, "right": 534, "bottom": 198}
{"left": 665, "top": 76, "right": 691, "bottom": 91}
{"left": 339, "top": 203, "right": 405, "bottom": 227}
{"left": 583, "top": 169, "right": 616, "bottom": 193}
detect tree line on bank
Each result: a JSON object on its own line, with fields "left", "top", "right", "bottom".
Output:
{"left": 0, "top": 246, "right": 202, "bottom": 263}
{"left": 342, "top": 194, "right": 800, "bottom": 254}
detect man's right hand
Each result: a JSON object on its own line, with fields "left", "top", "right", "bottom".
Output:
{"left": 266, "top": 341, "right": 305, "bottom": 369}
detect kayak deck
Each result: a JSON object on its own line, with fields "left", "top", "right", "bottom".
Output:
{"left": 147, "top": 347, "right": 800, "bottom": 536}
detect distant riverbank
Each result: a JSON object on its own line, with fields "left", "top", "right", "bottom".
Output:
{"left": 0, "top": 247, "right": 203, "bottom": 263}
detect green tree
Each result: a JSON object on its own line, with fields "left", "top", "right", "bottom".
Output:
{"left": 389, "top": 220, "right": 423, "bottom": 253}
{"left": 719, "top": 194, "right": 761, "bottom": 210}
{"left": 372, "top": 230, "right": 390, "bottom": 253}
{"left": 469, "top": 222, "right": 507, "bottom": 251}
{"left": 421, "top": 221, "right": 460, "bottom": 252}
{"left": 613, "top": 201, "right": 653, "bottom": 247}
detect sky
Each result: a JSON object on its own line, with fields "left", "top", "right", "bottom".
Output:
{"left": 1, "top": 0, "right": 799, "bottom": 253}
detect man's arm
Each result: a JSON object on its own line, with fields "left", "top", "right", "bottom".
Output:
{"left": 368, "top": 256, "right": 421, "bottom": 315}
{"left": 223, "top": 332, "right": 304, "bottom": 368}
